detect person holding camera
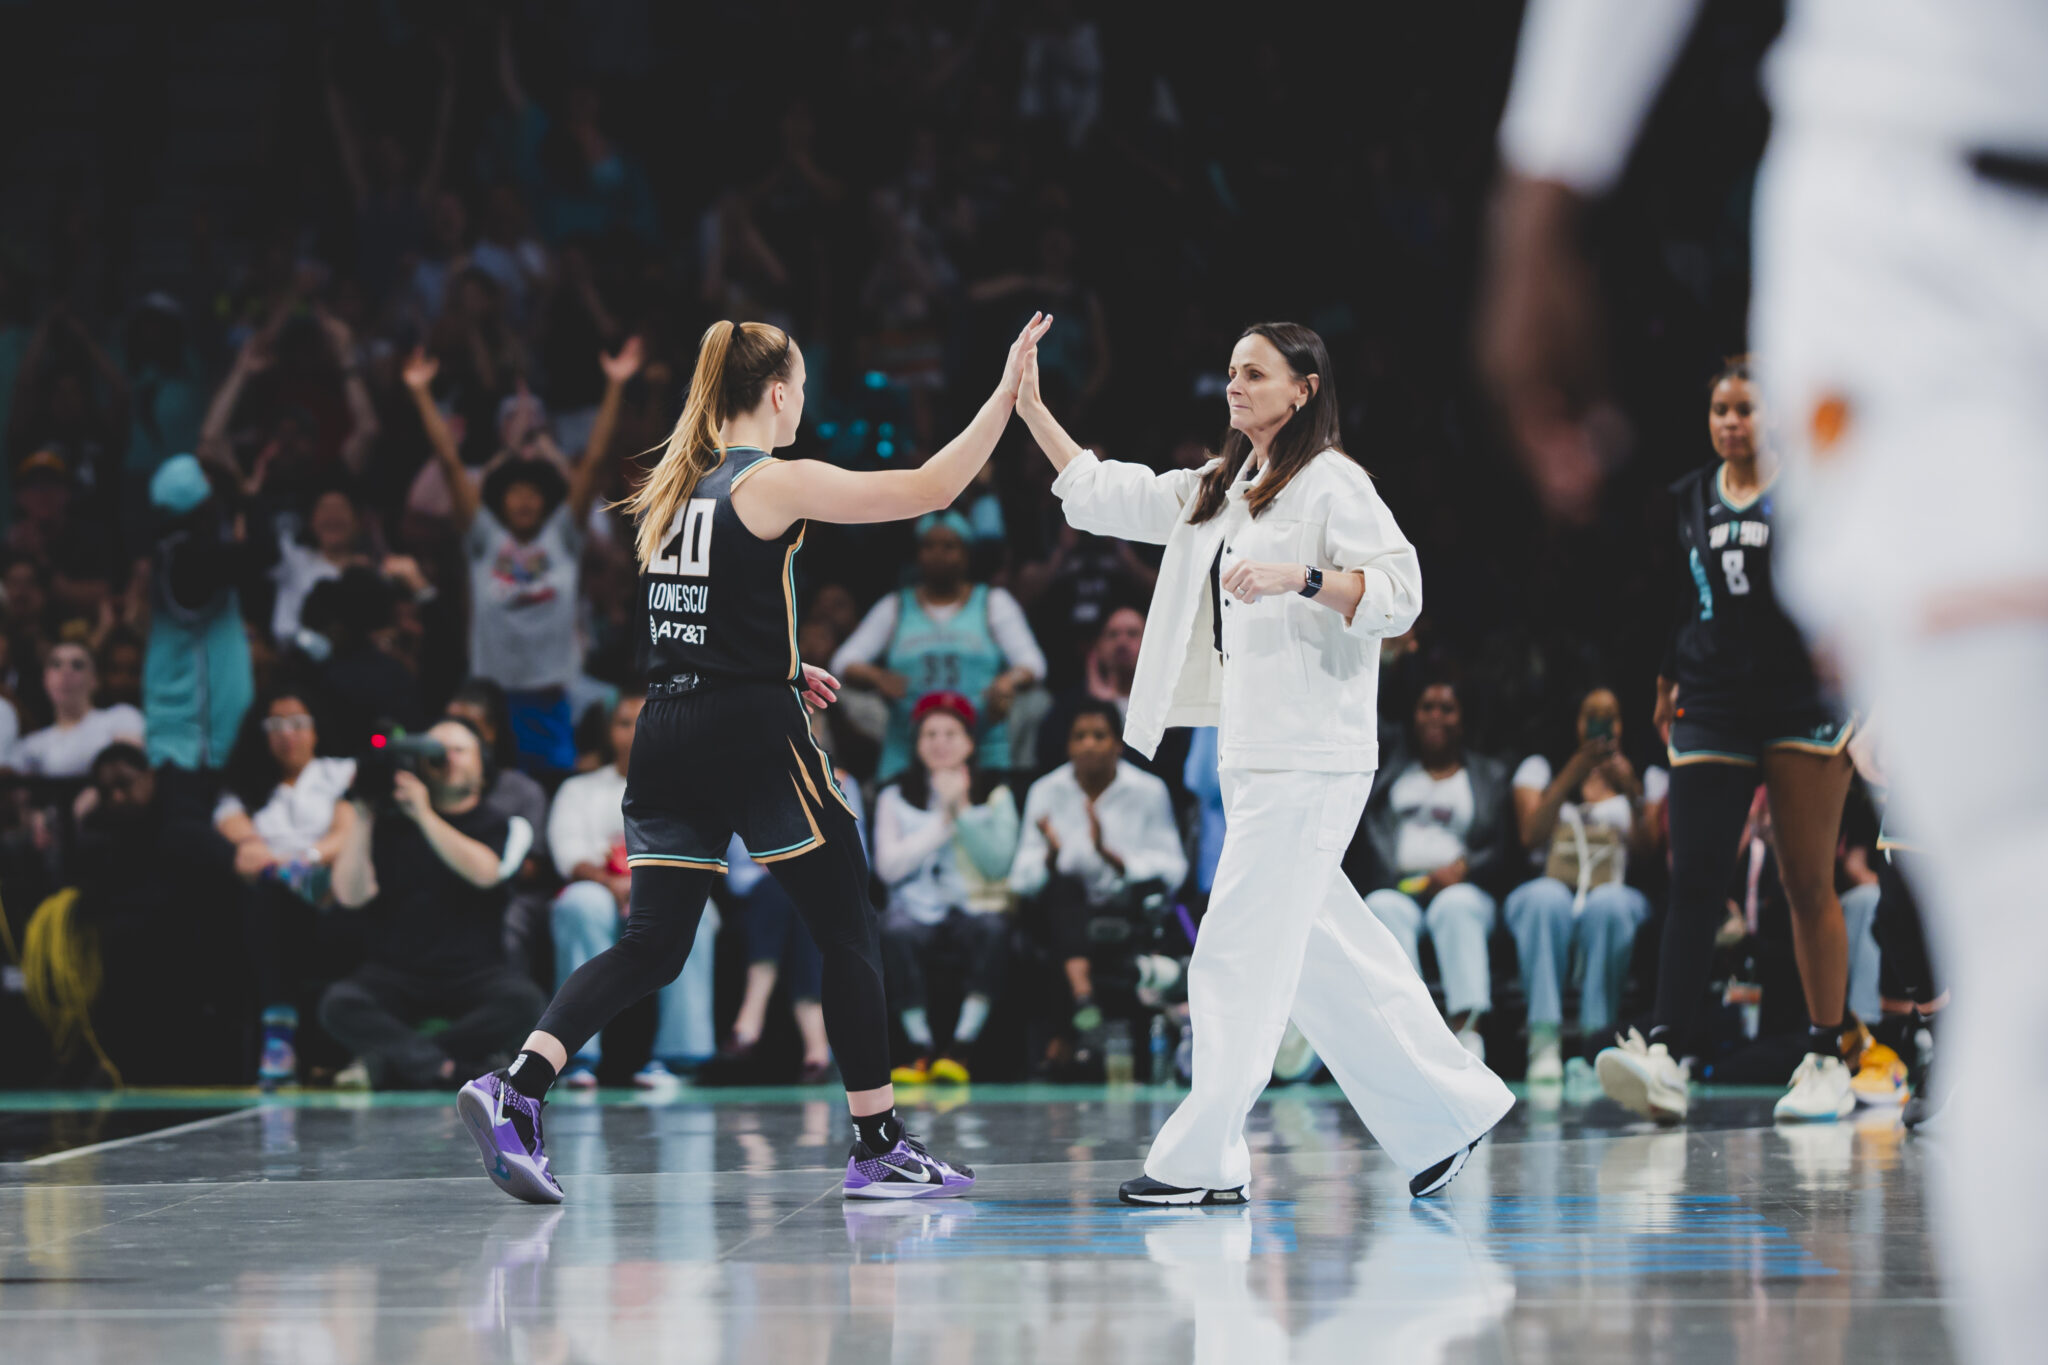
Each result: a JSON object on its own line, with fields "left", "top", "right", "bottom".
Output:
{"left": 1010, "top": 700, "right": 1186, "bottom": 1075}
{"left": 1503, "top": 688, "right": 1664, "bottom": 1087}
{"left": 319, "top": 718, "right": 544, "bottom": 1089}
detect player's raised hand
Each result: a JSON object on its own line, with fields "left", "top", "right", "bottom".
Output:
{"left": 998, "top": 311, "right": 1054, "bottom": 402}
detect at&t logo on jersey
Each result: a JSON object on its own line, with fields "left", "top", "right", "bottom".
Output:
{"left": 651, "top": 618, "right": 707, "bottom": 645}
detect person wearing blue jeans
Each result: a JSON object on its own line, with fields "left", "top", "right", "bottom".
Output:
{"left": 544, "top": 693, "right": 716, "bottom": 1087}
{"left": 1503, "top": 879, "right": 1649, "bottom": 1074}
{"left": 1507, "top": 688, "right": 1667, "bottom": 1084}
{"left": 551, "top": 879, "right": 717, "bottom": 1085}
{"left": 1355, "top": 682, "right": 1520, "bottom": 1063}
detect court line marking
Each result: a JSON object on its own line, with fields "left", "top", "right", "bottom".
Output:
{"left": 5, "top": 1106, "right": 264, "bottom": 1167}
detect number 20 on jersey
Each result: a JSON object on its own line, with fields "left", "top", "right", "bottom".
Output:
{"left": 651, "top": 499, "right": 714, "bottom": 577}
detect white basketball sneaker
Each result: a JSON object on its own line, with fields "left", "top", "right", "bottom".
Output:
{"left": 1773, "top": 1052, "right": 1856, "bottom": 1122}
{"left": 1595, "top": 1029, "right": 1690, "bottom": 1123}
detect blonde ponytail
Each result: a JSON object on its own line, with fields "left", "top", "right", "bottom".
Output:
{"left": 621, "top": 320, "right": 792, "bottom": 569}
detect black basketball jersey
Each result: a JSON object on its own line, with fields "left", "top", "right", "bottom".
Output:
{"left": 1661, "top": 463, "right": 1821, "bottom": 710}
{"left": 639, "top": 448, "right": 804, "bottom": 684}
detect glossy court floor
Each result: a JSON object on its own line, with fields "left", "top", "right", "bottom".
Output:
{"left": 0, "top": 1083, "right": 1954, "bottom": 1364}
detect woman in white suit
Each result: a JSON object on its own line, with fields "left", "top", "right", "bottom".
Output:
{"left": 1016, "top": 321, "right": 1513, "bottom": 1204}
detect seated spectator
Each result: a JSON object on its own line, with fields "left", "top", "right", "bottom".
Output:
{"left": 269, "top": 483, "right": 378, "bottom": 646}
{"left": 292, "top": 568, "right": 425, "bottom": 752}
{"left": 833, "top": 512, "right": 1045, "bottom": 779}
{"left": 217, "top": 689, "right": 360, "bottom": 1084}
{"left": 874, "top": 693, "right": 1020, "bottom": 1084}
{"left": 403, "top": 338, "right": 642, "bottom": 776}
{"left": 718, "top": 824, "right": 841, "bottom": 1085}
{"left": 320, "top": 718, "right": 545, "bottom": 1088}
{"left": 51, "top": 743, "right": 244, "bottom": 1084}
{"left": 96, "top": 626, "right": 145, "bottom": 711}
{"left": 1011, "top": 700, "right": 1186, "bottom": 1074}
{"left": 446, "top": 678, "right": 553, "bottom": 979}
{"left": 7, "top": 640, "right": 145, "bottom": 777}
{"left": 545, "top": 691, "right": 715, "bottom": 1086}
{"left": 1503, "top": 688, "right": 1664, "bottom": 1084}
{"left": 1359, "top": 680, "right": 1516, "bottom": 1061}
{"left": 1034, "top": 604, "right": 1158, "bottom": 777}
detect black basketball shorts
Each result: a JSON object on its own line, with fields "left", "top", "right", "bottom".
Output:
{"left": 622, "top": 680, "right": 858, "bottom": 872}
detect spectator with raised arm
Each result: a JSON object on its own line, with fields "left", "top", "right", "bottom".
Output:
{"left": 403, "top": 337, "right": 643, "bottom": 775}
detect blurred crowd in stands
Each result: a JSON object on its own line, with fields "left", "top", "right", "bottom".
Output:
{"left": 0, "top": 1, "right": 1834, "bottom": 1093}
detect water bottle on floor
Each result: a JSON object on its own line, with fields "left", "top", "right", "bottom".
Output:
{"left": 1149, "top": 1014, "right": 1170, "bottom": 1083}
{"left": 1104, "top": 1022, "right": 1135, "bottom": 1086}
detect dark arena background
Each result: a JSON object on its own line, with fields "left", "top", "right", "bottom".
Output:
{"left": 0, "top": 3, "right": 1960, "bottom": 1362}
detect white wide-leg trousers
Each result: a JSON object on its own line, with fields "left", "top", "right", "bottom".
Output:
{"left": 1144, "top": 768, "right": 1515, "bottom": 1191}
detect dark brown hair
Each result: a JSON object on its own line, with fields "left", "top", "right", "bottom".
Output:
{"left": 1708, "top": 353, "right": 1753, "bottom": 394}
{"left": 1187, "top": 322, "right": 1352, "bottom": 526}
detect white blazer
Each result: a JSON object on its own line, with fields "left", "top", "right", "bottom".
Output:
{"left": 1050, "top": 448, "right": 1422, "bottom": 773}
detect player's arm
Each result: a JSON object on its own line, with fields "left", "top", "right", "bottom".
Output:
{"left": 733, "top": 314, "right": 1052, "bottom": 537}
{"left": 1479, "top": 0, "right": 1705, "bottom": 522}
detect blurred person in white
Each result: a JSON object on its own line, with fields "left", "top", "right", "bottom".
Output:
{"left": 1504, "top": 688, "right": 1664, "bottom": 1087}
{"left": 1011, "top": 699, "right": 1184, "bottom": 1075}
{"left": 1485, "top": 4, "right": 2048, "bottom": 1355}
{"left": 1019, "top": 321, "right": 1512, "bottom": 1205}
{"left": 404, "top": 337, "right": 643, "bottom": 776}
{"left": 874, "top": 692, "right": 1019, "bottom": 1085}
{"left": 7, "top": 641, "right": 144, "bottom": 777}
{"left": 1359, "top": 680, "right": 1518, "bottom": 1062}
{"left": 546, "top": 692, "right": 715, "bottom": 1088}
{"left": 216, "top": 689, "right": 358, "bottom": 1086}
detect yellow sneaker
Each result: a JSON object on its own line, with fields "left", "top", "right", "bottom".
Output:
{"left": 889, "top": 1057, "right": 931, "bottom": 1086}
{"left": 929, "top": 1055, "right": 971, "bottom": 1085}
{"left": 1850, "top": 1043, "right": 1910, "bottom": 1108}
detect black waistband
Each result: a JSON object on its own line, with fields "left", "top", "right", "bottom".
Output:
{"left": 645, "top": 671, "right": 778, "bottom": 697}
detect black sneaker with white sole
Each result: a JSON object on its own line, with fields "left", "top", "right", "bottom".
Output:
{"left": 1119, "top": 1175, "right": 1248, "bottom": 1206}
{"left": 1408, "top": 1136, "right": 1483, "bottom": 1198}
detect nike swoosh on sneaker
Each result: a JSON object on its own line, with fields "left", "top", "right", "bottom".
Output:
{"left": 880, "top": 1158, "right": 940, "bottom": 1183}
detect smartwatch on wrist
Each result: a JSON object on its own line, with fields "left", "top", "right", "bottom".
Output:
{"left": 1299, "top": 565, "right": 1324, "bottom": 599}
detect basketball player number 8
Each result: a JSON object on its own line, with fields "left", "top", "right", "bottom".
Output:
{"left": 651, "top": 499, "right": 715, "bottom": 577}
{"left": 1720, "top": 549, "right": 1750, "bottom": 596}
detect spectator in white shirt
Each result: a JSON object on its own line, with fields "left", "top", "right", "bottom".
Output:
{"left": 7, "top": 640, "right": 145, "bottom": 778}
{"left": 1359, "top": 682, "right": 1518, "bottom": 1062}
{"left": 833, "top": 512, "right": 1046, "bottom": 778}
{"left": 546, "top": 692, "right": 715, "bottom": 1087}
{"left": 215, "top": 689, "right": 360, "bottom": 1086}
{"left": 872, "top": 692, "right": 1020, "bottom": 1085}
{"left": 1504, "top": 688, "right": 1666, "bottom": 1086}
{"left": 1012, "top": 700, "right": 1187, "bottom": 1066}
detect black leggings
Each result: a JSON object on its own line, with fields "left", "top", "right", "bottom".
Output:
{"left": 1876, "top": 851, "right": 1940, "bottom": 1005}
{"left": 1653, "top": 760, "right": 1761, "bottom": 1042}
{"left": 534, "top": 799, "right": 891, "bottom": 1091}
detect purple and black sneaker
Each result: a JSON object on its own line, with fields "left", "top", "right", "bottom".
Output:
{"left": 457, "top": 1071, "right": 564, "bottom": 1205}
{"left": 843, "top": 1131, "right": 974, "bottom": 1200}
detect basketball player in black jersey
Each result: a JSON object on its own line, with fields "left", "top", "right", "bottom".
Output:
{"left": 457, "top": 312, "right": 1053, "bottom": 1204}
{"left": 1596, "top": 358, "right": 1860, "bottom": 1124}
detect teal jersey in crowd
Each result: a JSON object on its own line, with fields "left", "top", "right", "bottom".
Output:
{"left": 881, "top": 584, "right": 1008, "bottom": 777}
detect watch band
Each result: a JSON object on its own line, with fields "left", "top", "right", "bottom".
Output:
{"left": 1299, "top": 564, "right": 1324, "bottom": 599}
